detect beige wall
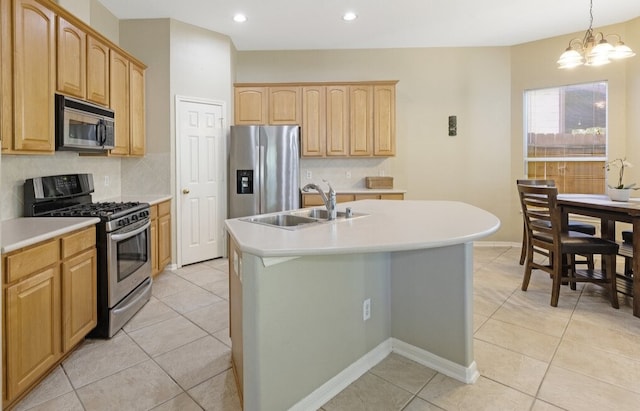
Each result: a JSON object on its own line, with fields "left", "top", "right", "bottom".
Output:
{"left": 236, "top": 19, "right": 640, "bottom": 243}
{"left": 236, "top": 47, "right": 513, "bottom": 241}
{"left": 510, "top": 18, "right": 640, "bottom": 241}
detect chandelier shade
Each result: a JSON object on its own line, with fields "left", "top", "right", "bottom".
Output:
{"left": 557, "top": 0, "right": 635, "bottom": 69}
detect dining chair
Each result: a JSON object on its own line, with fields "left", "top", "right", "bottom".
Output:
{"left": 516, "top": 179, "right": 597, "bottom": 267}
{"left": 518, "top": 184, "right": 619, "bottom": 308}
{"left": 618, "top": 230, "right": 634, "bottom": 296}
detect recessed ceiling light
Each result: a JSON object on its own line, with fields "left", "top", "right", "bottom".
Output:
{"left": 342, "top": 12, "right": 357, "bottom": 22}
{"left": 233, "top": 13, "right": 247, "bottom": 23}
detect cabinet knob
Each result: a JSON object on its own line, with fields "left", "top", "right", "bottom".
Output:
{"left": 182, "top": 189, "right": 190, "bottom": 194}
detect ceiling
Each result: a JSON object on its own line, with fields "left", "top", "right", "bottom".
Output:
{"left": 97, "top": 0, "right": 640, "bottom": 51}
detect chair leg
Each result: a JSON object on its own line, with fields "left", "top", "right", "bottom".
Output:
{"left": 519, "top": 224, "right": 527, "bottom": 265}
{"left": 550, "top": 252, "right": 562, "bottom": 307}
{"left": 569, "top": 254, "right": 577, "bottom": 291}
{"left": 605, "top": 254, "right": 619, "bottom": 309}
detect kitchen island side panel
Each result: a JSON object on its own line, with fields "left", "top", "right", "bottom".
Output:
{"left": 241, "top": 252, "right": 391, "bottom": 411}
{"left": 390, "top": 243, "right": 474, "bottom": 367}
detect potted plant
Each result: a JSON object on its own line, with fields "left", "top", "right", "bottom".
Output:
{"left": 605, "top": 158, "right": 636, "bottom": 201}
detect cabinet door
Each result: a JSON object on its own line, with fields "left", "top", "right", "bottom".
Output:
{"left": 62, "top": 248, "right": 97, "bottom": 352}
{"left": 326, "top": 86, "right": 349, "bottom": 156}
{"left": 1, "top": 0, "right": 12, "bottom": 151}
{"left": 158, "top": 213, "right": 171, "bottom": 270}
{"left": 268, "top": 86, "right": 300, "bottom": 124}
{"left": 301, "top": 86, "right": 326, "bottom": 157}
{"left": 151, "top": 215, "right": 159, "bottom": 276}
{"left": 5, "top": 266, "right": 61, "bottom": 401}
{"left": 86, "top": 35, "right": 109, "bottom": 106}
{"left": 129, "top": 62, "right": 146, "bottom": 156}
{"left": 373, "top": 85, "right": 396, "bottom": 156}
{"left": 349, "top": 85, "right": 373, "bottom": 156}
{"left": 13, "top": 0, "right": 56, "bottom": 152}
{"left": 56, "top": 16, "right": 86, "bottom": 99}
{"left": 234, "top": 87, "right": 267, "bottom": 125}
{"left": 109, "top": 49, "right": 130, "bottom": 155}
{"left": 228, "top": 235, "right": 243, "bottom": 397}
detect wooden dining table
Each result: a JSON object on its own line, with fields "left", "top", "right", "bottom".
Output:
{"left": 557, "top": 194, "right": 640, "bottom": 317}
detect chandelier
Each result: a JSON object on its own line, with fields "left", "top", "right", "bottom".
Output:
{"left": 557, "top": 0, "right": 635, "bottom": 69}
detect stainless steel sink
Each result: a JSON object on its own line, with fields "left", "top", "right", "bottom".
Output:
{"left": 291, "top": 208, "right": 368, "bottom": 220}
{"left": 241, "top": 214, "right": 319, "bottom": 229}
{"left": 241, "top": 208, "right": 369, "bottom": 230}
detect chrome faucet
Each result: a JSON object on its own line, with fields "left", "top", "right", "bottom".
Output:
{"left": 302, "top": 180, "right": 337, "bottom": 220}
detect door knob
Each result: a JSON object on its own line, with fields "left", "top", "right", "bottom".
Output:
{"left": 182, "top": 189, "right": 190, "bottom": 194}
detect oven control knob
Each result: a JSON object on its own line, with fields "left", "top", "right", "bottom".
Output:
{"left": 131, "top": 214, "right": 138, "bottom": 222}
{"left": 119, "top": 218, "right": 129, "bottom": 227}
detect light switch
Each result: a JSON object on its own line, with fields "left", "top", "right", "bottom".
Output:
{"left": 448, "top": 115, "right": 457, "bottom": 136}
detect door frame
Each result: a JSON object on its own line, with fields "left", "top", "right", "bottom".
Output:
{"left": 174, "top": 95, "right": 227, "bottom": 268}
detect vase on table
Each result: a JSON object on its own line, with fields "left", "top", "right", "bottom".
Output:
{"left": 607, "top": 187, "right": 632, "bottom": 202}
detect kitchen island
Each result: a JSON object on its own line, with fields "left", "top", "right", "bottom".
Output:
{"left": 224, "top": 200, "right": 500, "bottom": 411}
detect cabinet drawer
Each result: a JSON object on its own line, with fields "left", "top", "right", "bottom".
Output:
{"left": 61, "top": 226, "right": 96, "bottom": 259}
{"left": 5, "top": 240, "right": 59, "bottom": 283}
{"left": 158, "top": 200, "right": 171, "bottom": 216}
{"left": 302, "top": 194, "right": 354, "bottom": 207}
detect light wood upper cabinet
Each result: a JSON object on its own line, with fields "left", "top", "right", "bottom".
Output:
{"left": 109, "top": 49, "right": 130, "bottom": 156}
{"left": 12, "top": 0, "right": 56, "bottom": 153}
{"left": 2, "top": 0, "right": 145, "bottom": 156}
{"left": 269, "top": 86, "right": 301, "bottom": 124}
{"left": 373, "top": 84, "right": 396, "bottom": 156}
{"left": 349, "top": 85, "right": 373, "bottom": 156}
{"left": 56, "top": 16, "right": 85, "bottom": 99}
{"left": 301, "top": 86, "right": 326, "bottom": 156}
{"left": 86, "top": 35, "right": 109, "bottom": 106}
{"left": 129, "top": 61, "right": 146, "bottom": 156}
{"left": 235, "top": 87, "right": 267, "bottom": 125}
{"left": 326, "top": 85, "right": 349, "bottom": 156}
{"left": 235, "top": 81, "right": 397, "bottom": 158}
{"left": 1, "top": 0, "right": 12, "bottom": 151}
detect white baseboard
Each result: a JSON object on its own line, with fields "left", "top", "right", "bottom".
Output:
{"left": 392, "top": 338, "right": 479, "bottom": 384}
{"left": 288, "top": 339, "right": 392, "bottom": 411}
{"left": 289, "top": 338, "right": 479, "bottom": 410}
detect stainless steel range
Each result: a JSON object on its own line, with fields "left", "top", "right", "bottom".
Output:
{"left": 24, "top": 173, "right": 152, "bottom": 338}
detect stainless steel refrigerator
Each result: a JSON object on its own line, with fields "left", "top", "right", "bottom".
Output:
{"left": 228, "top": 125, "right": 300, "bottom": 218}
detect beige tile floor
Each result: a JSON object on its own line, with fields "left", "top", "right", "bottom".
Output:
{"left": 12, "top": 246, "right": 640, "bottom": 411}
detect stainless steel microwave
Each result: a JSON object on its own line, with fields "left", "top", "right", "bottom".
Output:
{"left": 55, "top": 94, "right": 115, "bottom": 151}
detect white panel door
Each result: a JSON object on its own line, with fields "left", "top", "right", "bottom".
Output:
{"left": 178, "top": 99, "right": 224, "bottom": 265}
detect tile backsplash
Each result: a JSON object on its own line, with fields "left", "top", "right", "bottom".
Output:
{"left": 300, "top": 157, "right": 394, "bottom": 190}
{"left": 1, "top": 152, "right": 122, "bottom": 220}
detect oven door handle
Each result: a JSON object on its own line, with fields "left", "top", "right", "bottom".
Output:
{"left": 110, "top": 220, "right": 151, "bottom": 242}
{"left": 111, "top": 277, "right": 152, "bottom": 316}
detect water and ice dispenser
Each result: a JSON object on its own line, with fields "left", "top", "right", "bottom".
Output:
{"left": 236, "top": 170, "right": 253, "bottom": 194}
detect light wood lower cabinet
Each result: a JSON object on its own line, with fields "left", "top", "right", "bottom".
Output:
{"left": 151, "top": 200, "right": 172, "bottom": 276}
{"left": 61, "top": 248, "right": 97, "bottom": 351}
{"left": 302, "top": 192, "right": 404, "bottom": 207}
{"left": 228, "top": 235, "right": 243, "bottom": 400}
{"left": 3, "top": 226, "right": 97, "bottom": 407}
{"left": 5, "top": 265, "right": 61, "bottom": 401}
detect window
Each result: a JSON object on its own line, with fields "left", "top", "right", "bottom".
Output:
{"left": 524, "top": 82, "right": 607, "bottom": 194}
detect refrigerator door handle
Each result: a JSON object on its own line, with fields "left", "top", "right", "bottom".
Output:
{"left": 258, "top": 145, "right": 266, "bottom": 213}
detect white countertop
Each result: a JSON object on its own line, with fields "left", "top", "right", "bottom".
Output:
{"left": 225, "top": 200, "right": 500, "bottom": 258}
{"left": 117, "top": 195, "right": 172, "bottom": 206}
{"left": 1, "top": 217, "right": 101, "bottom": 254}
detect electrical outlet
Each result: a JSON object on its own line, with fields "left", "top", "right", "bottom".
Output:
{"left": 363, "top": 298, "right": 371, "bottom": 321}
{"left": 104, "top": 176, "right": 110, "bottom": 186}
{"left": 346, "top": 171, "right": 352, "bottom": 179}
{"left": 306, "top": 170, "right": 312, "bottom": 180}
